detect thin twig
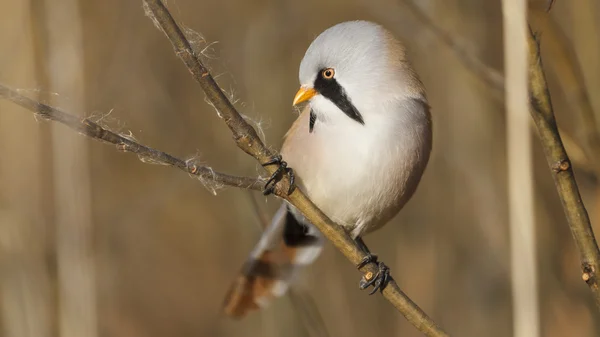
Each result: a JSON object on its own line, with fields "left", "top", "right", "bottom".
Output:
{"left": 141, "top": 0, "right": 449, "bottom": 336}
{"left": 0, "top": 83, "right": 265, "bottom": 192}
{"left": 288, "top": 288, "right": 332, "bottom": 337}
{"left": 527, "top": 27, "right": 600, "bottom": 309}
{"left": 246, "top": 192, "right": 271, "bottom": 231}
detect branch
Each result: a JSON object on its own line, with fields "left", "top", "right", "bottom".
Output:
{"left": 527, "top": 27, "right": 600, "bottom": 309}
{"left": 528, "top": 11, "right": 600, "bottom": 178}
{"left": 141, "top": 0, "right": 449, "bottom": 336}
{"left": 0, "top": 83, "right": 264, "bottom": 192}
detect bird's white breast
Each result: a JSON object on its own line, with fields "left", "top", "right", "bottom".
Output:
{"left": 281, "top": 99, "right": 431, "bottom": 238}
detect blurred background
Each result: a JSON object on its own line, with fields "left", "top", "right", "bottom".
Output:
{"left": 1, "top": 0, "right": 600, "bottom": 336}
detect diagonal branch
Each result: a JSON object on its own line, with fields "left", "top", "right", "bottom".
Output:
{"left": 527, "top": 27, "right": 600, "bottom": 309}
{"left": 528, "top": 11, "right": 600, "bottom": 178}
{"left": 141, "top": 0, "right": 449, "bottom": 336}
{"left": 0, "top": 83, "right": 265, "bottom": 192}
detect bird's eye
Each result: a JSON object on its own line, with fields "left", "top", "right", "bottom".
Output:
{"left": 322, "top": 68, "right": 335, "bottom": 79}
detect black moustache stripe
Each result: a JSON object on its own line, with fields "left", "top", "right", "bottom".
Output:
{"left": 309, "top": 109, "right": 317, "bottom": 133}
{"left": 313, "top": 69, "right": 365, "bottom": 125}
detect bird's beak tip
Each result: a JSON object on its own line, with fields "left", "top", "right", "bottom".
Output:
{"left": 292, "top": 87, "right": 317, "bottom": 106}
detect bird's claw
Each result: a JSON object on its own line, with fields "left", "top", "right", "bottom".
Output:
{"left": 359, "top": 260, "right": 390, "bottom": 295}
{"left": 262, "top": 154, "right": 295, "bottom": 196}
{"left": 357, "top": 253, "right": 379, "bottom": 270}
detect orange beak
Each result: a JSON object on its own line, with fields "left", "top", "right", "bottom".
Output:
{"left": 292, "top": 87, "right": 318, "bottom": 106}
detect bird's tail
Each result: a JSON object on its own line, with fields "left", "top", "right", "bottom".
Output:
{"left": 223, "top": 203, "right": 324, "bottom": 318}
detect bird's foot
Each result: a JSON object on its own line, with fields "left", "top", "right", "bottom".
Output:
{"left": 357, "top": 254, "right": 390, "bottom": 295}
{"left": 357, "top": 252, "right": 378, "bottom": 270}
{"left": 262, "top": 154, "right": 295, "bottom": 196}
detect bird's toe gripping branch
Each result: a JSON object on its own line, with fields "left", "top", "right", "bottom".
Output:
{"left": 357, "top": 254, "right": 391, "bottom": 295}
{"left": 262, "top": 154, "right": 295, "bottom": 196}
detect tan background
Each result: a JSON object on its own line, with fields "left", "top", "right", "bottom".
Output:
{"left": 1, "top": 0, "right": 600, "bottom": 336}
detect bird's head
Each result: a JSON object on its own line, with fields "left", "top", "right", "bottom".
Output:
{"left": 293, "top": 20, "right": 425, "bottom": 127}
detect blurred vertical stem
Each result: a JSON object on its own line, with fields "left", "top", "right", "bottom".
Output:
{"left": 527, "top": 27, "right": 600, "bottom": 309}
{"left": 503, "top": 0, "right": 540, "bottom": 336}
{"left": 41, "top": 0, "right": 98, "bottom": 336}
{"left": 0, "top": 2, "right": 54, "bottom": 337}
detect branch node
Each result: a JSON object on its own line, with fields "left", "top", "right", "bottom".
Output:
{"left": 175, "top": 49, "right": 190, "bottom": 59}
{"left": 36, "top": 106, "right": 52, "bottom": 120}
{"left": 188, "top": 162, "right": 199, "bottom": 174}
{"left": 583, "top": 263, "right": 597, "bottom": 287}
{"left": 115, "top": 143, "right": 128, "bottom": 152}
{"left": 551, "top": 159, "right": 570, "bottom": 173}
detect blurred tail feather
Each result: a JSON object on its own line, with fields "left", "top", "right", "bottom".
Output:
{"left": 223, "top": 203, "right": 323, "bottom": 318}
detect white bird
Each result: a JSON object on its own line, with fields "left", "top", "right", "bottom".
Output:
{"left": 223, "top": 20, "right": 432, "bottom": 318}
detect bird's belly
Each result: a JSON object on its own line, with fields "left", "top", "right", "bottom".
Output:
{"left": 283, "top": 129, "right": 417, "bottom": 237}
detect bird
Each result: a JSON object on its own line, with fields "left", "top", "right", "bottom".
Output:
{"left": 223, "top": 20, "right": 432, "bottom": 318}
